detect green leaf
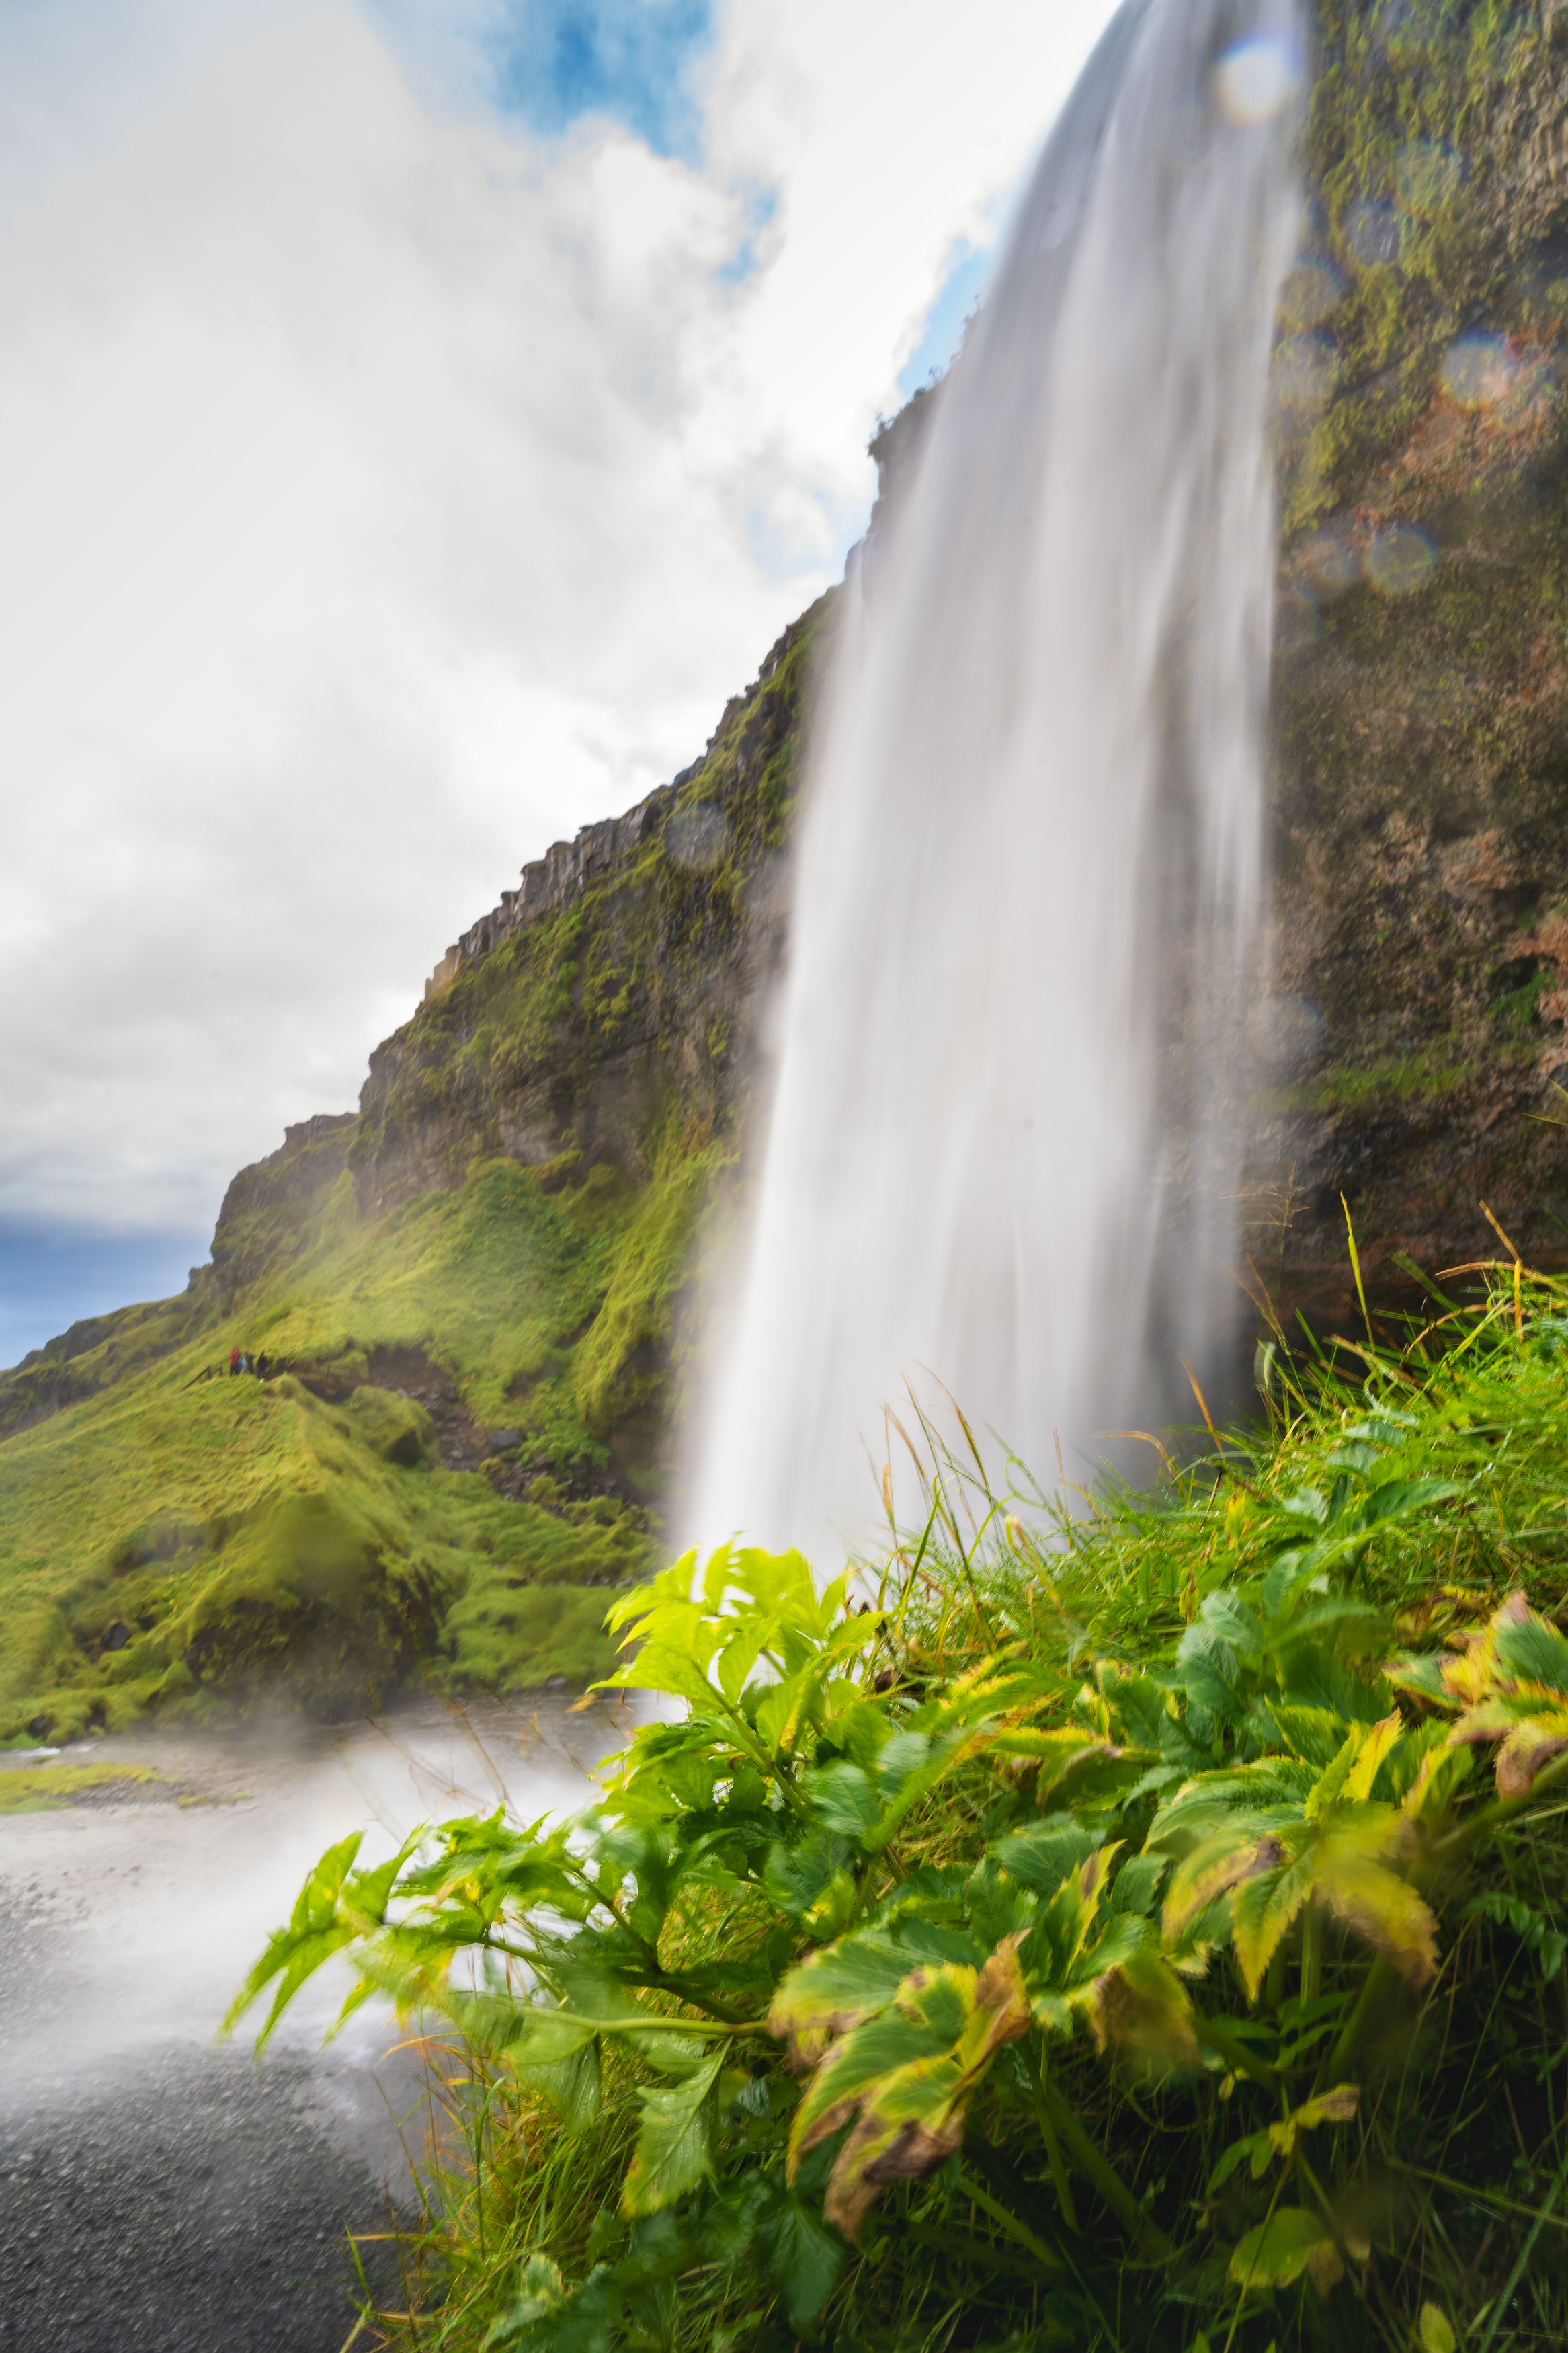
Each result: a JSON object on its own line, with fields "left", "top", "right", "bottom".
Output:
{"left": 763, "top": 1829, "right": 856, "bottom": 1927}
{"left": 1110, "top": 1853, "right": 1169, "bottom": 1917}
{"left": 755, "top": 2190, "right": 846, "bottom": 2329}
{"left": 770, "top": 1932, "right": 917, "bottom": 2039}
{"left": 872, "top": 1727, "right": 932, "bottom": 1800}
{"left": 807, "top": 1761, "right": 881, "bottom": 1842}
{"left": 1210, "top": 2084, "right": 1358, "bottom": 2192}
{"left": 620, "top": 2049, "right": 727, "bottom": 2215}
{"left": 776, "top": 1934, "right": 1032, "bottom": 2239}
{"left": 990, "top": 1819, "right": 1101, "bottom": 1892}
{"left": 1207, "top": 2130, "right": 1275, "bottom": 2192}
{"left": 481, "top": 2254, "right": 571, "bottom": 2349}
{"left": 1229, "top": 2204, "right": 1344, "bottom": 2292}
{"left": 1495, "top": 1608, "right": 1568, "bottom": 1696}
{"left": 1175, "top": 1622, "right": 1248, "bottom": 1721}
{"left": 226, "top": 1827, "right": 424, "bottom": 2050}
{"left": 506, "top": 2009, "right": 602, "bottom": 2132}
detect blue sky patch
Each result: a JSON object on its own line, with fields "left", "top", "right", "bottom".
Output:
{"left": 477, "top": 0, "right": 714, "bottom": 159}
{"left": 897, "top": 238, "right": 993, "bottom": 401}
{"left": 0, "top": 1222, "right": 209, "bottom": 1372}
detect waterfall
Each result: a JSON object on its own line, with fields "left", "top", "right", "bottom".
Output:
{"left": 689, "top": 0, "right": 1303, "bottom": 1561}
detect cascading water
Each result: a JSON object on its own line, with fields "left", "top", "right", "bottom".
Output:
{"left": 689, "top": 0, "right": 1304, "bottom": 1561}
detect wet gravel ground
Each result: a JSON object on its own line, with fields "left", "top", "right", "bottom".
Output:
{"left": 0, "top": 1699, "right": 628, "bottom": 2353}
{"left": 0, "top": 2046, "right": 405, "bottom": 2352}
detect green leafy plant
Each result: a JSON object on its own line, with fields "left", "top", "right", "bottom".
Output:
{"left": 233, "top": 1263, "right": 1568, "bottom": 2350}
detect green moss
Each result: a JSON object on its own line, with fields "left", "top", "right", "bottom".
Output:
{"left": 571, "top": 1131, "right": 729, "bottom": 1436}
{"left": 441, "top": 1579, "right": 621, "bottom": 1692}
{"left": 0, "top": 511, "right": 840, "bottom": 1737}
{"left": 1272, "top": 1040, "right": 1479, "bottom": 1112}
{"left": 0, "top": 1760, "right": 169, "bottom": 1813}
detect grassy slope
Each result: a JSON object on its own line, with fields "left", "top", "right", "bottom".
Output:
{"left": 0, "top": 1158, "right": 677, "bottom": 1742}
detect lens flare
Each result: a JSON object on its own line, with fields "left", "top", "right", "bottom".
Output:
{"left": 1279, "top": 254, "right": 1346, "bottom": 329}
{"left": 1395, "top": 140, "right": 1463, "bottom": 218}
{"left": 1439, "top": 332, "right": 1558, "bottom": 431}
{"left": 1365, "top": 522, "right": 1437, "bottom": 596}
{"left": 1441, "top": 332, "right": 1514, "bottom": 410}
{"left": 1212, "top": 34, "right": 1301, "bottom": 124}
{"left": 1297, "top": 518, "right": 1361, "bottom": 597}
{"left": 1272, "top": 331, "right": 1340, "bottom": 413}
{"left": 1345, "top": 201, "right": 1401, "bottom": 268}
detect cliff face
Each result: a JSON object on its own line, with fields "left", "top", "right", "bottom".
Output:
{"left": 349, "top": 597, "right": 828, "bottom": 1224}
{"left": 1257, "top": 0, "right": 1568, "bottom": 1313}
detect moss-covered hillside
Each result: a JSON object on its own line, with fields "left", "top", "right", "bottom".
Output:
{"left": 0, "top": 596, "right": 833, "bottom": 1745}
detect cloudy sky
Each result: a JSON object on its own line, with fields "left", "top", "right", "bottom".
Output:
{"left": 0, "top": 0, "right": 1116, "bottom": 1365}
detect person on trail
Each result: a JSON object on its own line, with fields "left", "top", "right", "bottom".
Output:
{"left": 239, "top": 1351, "right": 250, "bottom": 1375}
{"left": 256, "top": 1351, "right": 270, "bottom": 1380}
{"left": 228, "top": 1348, "right": 239, "bottom": 1376}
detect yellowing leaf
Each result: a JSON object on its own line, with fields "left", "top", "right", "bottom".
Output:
{"left": 1399, "top": 1737, "right": 1473, "bottom": 1824}
{"left": 1315, "top": 1849, "right": 1436, "bottom": 1985}
{"left": 1089, "top": 1951, "right": 1200, "bottom": 2065}
{"left": 768, "top": 1933, "right": 913, "bottom": 2042}
{"left": 1419, "top": 2302, "right": 1457, "bottom": 2353}
{"left": 1288, "top": 2083, "right": 1359, "bottom": 2132}
{"left": 1443, "top": 1593, "right": 1568, "bottom": 1796}
{"left": 780, "top": 1936, "right": 1031, "bottom": 2239}
{"left": 1344, "top": 1714, "right": 1404, "bottom": 1802}
{"left": 1163, "top": 1825, "right": 1288, "bottom": 1948}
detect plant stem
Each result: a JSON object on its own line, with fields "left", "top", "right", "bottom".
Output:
{"left": 1194, "top": 2012, "right": 1282, "bottom": 2096}
{"left": 960, "top": 2173, "right": 1063, "bottom": 2272}
{"left": 1301, "top": 1901, "right": 1322, "bottom": 2006}
{"left": 1024, "top": 2044, "right": 1079, "bottom": 2229}
{"left": 554, "top": 2010, "right": 766, "bottom": 2038}
{"left": 1036, "top": 2079, "right": 1171, "bottom": 2258}
{"left": 1328, "top": 1954, "right": 1394, "bottom": 2083}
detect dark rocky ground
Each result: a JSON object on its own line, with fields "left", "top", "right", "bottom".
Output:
{"left": 0, "top": 1702, "right": 607, "bottom": 2353}
{"left": 0, "top": 2044, "right": 407, "bottom": 2353}
{"left": 0, "top": 1775, "right": 421, "bottom": 2353}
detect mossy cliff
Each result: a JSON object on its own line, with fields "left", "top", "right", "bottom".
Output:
{"left": 8, "top": 0, "right": 1568, "bottom": 1731}
{"left": 1260, "top": 0, "right": 1568, "bottom": 1310}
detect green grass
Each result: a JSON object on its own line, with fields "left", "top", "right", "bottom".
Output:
{"left": 0, "top": 1152, "right": 686, "bottom": 1743}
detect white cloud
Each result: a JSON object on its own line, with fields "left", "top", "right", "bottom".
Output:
{"left": 0, "top": 0, "right": 1117, "bottom": 1240}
